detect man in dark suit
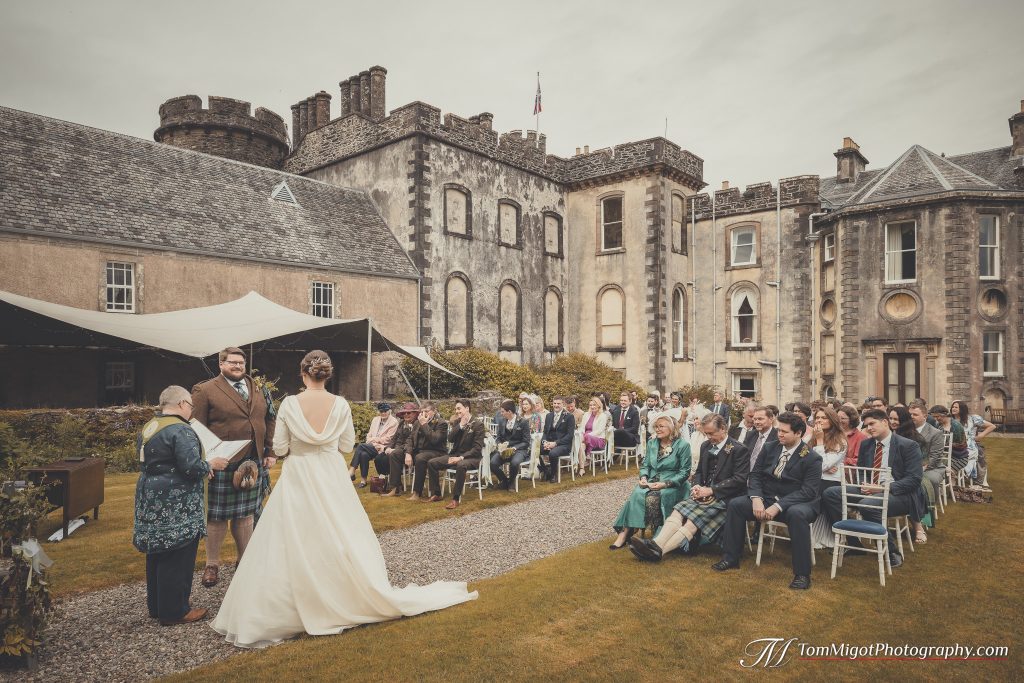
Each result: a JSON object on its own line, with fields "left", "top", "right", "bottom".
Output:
{"left": 383, "top": 403, "right": 420, "bottom": 496}
{"left": 746, "top": 406, "right": 778, "bottom": 470}
{"left": 630, "top": 414, "right": 750, "bottom": 561}
{"left": 191, "top": 346, "right": 276, "bottom": 588}
{"left": 405, "top": 401, "right": 449, "bottom": 501}
{"left": 713, "top": 411, "right": 822, "bottom": 590}
{"left": 489, "top": 399, "right": 532, "bottom": 490}
{"left": 728, "top": 404, "right": 756, "bottom": 444}
{"left": 541, "top": 396, "right": 575, "bottom": 482}
{"left": 822, "top": 408, "right": 923, "bottom": 568}
{"left": 710, "top": 391, "right": 731, "bottom": 428}
{"left": 609, "top": 392, "right": 640, "bottom": 448}
{"left": 428, "top": 401, "right": 486, "bottom": 509}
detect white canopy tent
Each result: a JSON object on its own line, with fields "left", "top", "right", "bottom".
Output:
{"left": 0, "top": 290, "right": 459, "bottom": 400}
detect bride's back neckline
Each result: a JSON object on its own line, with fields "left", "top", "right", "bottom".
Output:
{"left": 292, "top": 393, "right": 341, "bottom": 435}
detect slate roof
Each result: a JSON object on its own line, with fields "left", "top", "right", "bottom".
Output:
{"left": 0, "top": 106, "right": 419, "bottom": 279}
{"left": 821, "top": 144, "right": 1020, "bottom": 209}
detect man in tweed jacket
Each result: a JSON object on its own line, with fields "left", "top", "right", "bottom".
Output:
{"left": 191, "top": 346, "right": 275, "bottom": 588}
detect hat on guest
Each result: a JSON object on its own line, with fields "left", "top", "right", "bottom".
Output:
{"left": 376, "top": 402, "right": 392, "bottom": 412}
{"left": 928, "top": 405, "right": 950, "bottom": 416}
{"left": 395, "top": 402, "right": 420, "bottom": 417}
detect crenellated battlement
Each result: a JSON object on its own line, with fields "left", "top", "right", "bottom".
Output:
{"left": 688, "top": 175, "right": 820, "bottom": 220}
{"left": 283, "top": 70, "right": 704, "bottom": 189}
{"left": 154, "top": 95, "right": 289, "bottom": 169}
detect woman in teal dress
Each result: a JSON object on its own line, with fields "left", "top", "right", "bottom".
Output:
{"left": 609, "top": 415, "right": 691, "bottom": 549}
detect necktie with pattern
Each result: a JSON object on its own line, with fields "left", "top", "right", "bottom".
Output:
{"left": 750, "top": 432, "right": 766, "bottom": 467}
{"left": 872, "top": 441, "right": 883, "bottom": 483}
{"left": 619, "top": 410, "right": 625, "bottom": 428}
{"left": 773, "top": 448, "right": 791, "bottom": 479}
{"left": 233, "top": 380, "right": 249, "bottom": 402}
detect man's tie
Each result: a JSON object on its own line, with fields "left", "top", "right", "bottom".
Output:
{"left": 750, "top": 432, "right": 766, "bottom": 466}
{"left": 773, "top": 448, "right": 791, "bottom": 479}
{"left": 619, "top": 410, "right": 625, "bottom": 428}
{"left": 872, "top": 441, "right": 884, "bottom": 483}
{"left": 233, "top": 380, "right": 249, "bottom": 402}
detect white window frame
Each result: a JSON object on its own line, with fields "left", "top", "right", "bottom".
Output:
{"left": 979, "top": 215, "right": 999, "bottom": 280}
{"left": 823, "top": 232, "right": 836, "bottom": 262}
{"left": 600, "top": 196, "right": 624, "bottom": 252}
{"left": 730, "top": 227, "right": 756, "bottom": 266}
{"left": 983, "top": 331, "right": 1003, "bottom": 377}
{"left": 884, "top": 221, "right": 917, "bottom": 284}
{"left": 730, "top": 287, "right": 758, "bottom": 347}
{"left": 311, "top": 281, "right": 335, "bottom": 319}
{"left": 731, "top": 372, "right": 757, "bottom": 399}
{"left": 672, "top": 287, "right": 686, "bottom": 359}
{"left": 105, "top": 261, "right": 135, "bottom": 313}
{"left": 104, "top": 361, "right": 135, "bottom": 390}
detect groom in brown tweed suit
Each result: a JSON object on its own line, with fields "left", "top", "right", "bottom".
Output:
{"left": 191, "top": 346, "right": 276, "bottom": 587}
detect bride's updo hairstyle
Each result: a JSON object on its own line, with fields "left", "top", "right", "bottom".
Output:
{"left": 300, "top": 350, "right": 333, "bottom": 381}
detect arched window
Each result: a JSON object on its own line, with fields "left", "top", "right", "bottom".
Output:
{"left": 671, "top": 194, "right": 687, "bottom": 254}
{"left": 544, "top": 286, "right": 563, "bottom": 351}
{"left": 444, "top": 184, "right": 471, "bottom": 237}
{"left": 672, "top": 285, "right": 687, "bottom": 359}
{"left": 543, "top": 211, "right": 563, "bottom": 257}
{"left": 498, "top": 280, "right": 522, "bottom": 350}
{"left": 597, "top": 285, "right": 625, "bottom": 350}
{"left": 445, "top": 273, "right": 472, "bottom": 347}
{"left": 730, "top": 285, "right": 758, "bottom": 347}
{"left": 498, "top": 199, "right": 521, "bottom": 247}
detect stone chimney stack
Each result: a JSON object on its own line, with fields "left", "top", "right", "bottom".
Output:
{"left": 835, "top": 136, "right": 869, "bottom": 183}
{"left": 291, "top": 104, "right": 301, "bottom": 148}
{"left": 349, "top": 74, "right": 362, "bottom": 114}
{"left": 369, "top": 66, "right": 387, "bottom": 121}
{"left": 1010, "top": 100, "right": 1024, "bottom": 157}
{"left": 298, "top": 99, "right": 309, "bottom": 140}
{"left": 339, "top": 79, "right": 352, "bottom": 116}
{"left": 314, "top": 91, "right": 331, "bottom": 129}
{"left": 359, "top": 71, "right": 370, "bottom": 115}
{"left": 721, "top": 180, "right": 729, "bottom": 190}
{"left": 477, "top": 112, "right": 493, "bottom": 130}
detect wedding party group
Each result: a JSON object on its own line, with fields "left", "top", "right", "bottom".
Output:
{"left": 131, "top": 344, "right": 996, "bottom": 649}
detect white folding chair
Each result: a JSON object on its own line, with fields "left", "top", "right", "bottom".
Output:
{"left": 588, "top": 426, "right": 615, "bottom": 476}
{"left": 888, "top": 514, "right": 914, "bottom": 555}
{"left": 830, "top": 465, "right": 893, "bottom": 587}
{"left": 441, "top": 459, "right": 485, "bottom": 500}
{"left": 755, "top": 521, "right": 816, "bottom": 568}
{"left": 941, "top": 432, "right": 957, "bottom": 505}
{"left": 556, "top": 432, "right": 581, "bottom": 482}
{"left": 516, "top": 433, "right": 543, "bottom": 491}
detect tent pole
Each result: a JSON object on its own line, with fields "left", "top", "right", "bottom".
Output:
{"left": 366, "top": 319, "right": 373, "bottom": 402}
{"left": 427, "top": 366, "right": 431, "bottom": 400}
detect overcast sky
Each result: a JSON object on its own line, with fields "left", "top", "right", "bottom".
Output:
{"left": 2, "top": 1, "right": 1022, "bottom": 190}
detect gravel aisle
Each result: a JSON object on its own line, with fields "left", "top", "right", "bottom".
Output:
{"left": 4, "top": 477, "right": 633, "bottom": 683}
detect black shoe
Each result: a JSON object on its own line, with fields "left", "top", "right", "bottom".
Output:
{"left": 711, "top": 559, "right": 740, "bottom": 572}
{"left": 890, "top": 552, "right": 903, "bottom": 569}
{"left": 628, "top": 536, "right": 660, "bottom": 562}
{"left": 842, "top": 545, "right": 870, "bottom": 557}
{"left": 609, "top": 541, "right": 625, "bottom": 550}
{"left": 789, "top": 575, "right": 811, "bottom": 590}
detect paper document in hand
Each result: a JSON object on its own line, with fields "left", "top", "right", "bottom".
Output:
{"left": 189, "top": 419, "right": 251, "bottom": 462}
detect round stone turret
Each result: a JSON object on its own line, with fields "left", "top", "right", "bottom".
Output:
{"left": 154, "top": 95, "right": 289, "bottom": 169}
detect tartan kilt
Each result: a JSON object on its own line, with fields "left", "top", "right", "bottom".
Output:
{"left": 674, "top": 498, "right": 729, "bottom": 542}
{"left": 208, "top": 460, "right": 262, "bottom": 521}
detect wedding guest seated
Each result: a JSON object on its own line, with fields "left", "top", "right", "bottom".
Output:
{"left": 806, "top": 406, "right": 847, "bottom": 550}
{"left": 911, "top": 403, "right": 945, "bottom": 542}
{"left": 427, "top": 400, "right": 486, "bottom": 509}
{"left": 728, "top": 404, "right": 757, "bottom": 445}
{"left": 822, "top": 408, "right": 922, "bottom": 569}
{"left": 746, "top": 406, "right": 778, "bottom": 471}
{"left": 789, "top": 403, "right": 813, "bottom": 443}
{"left": 406, "top": 401, "right": 449, "bottom": 501}
{"left": 713, "top": 411, "right": 821, "bottom": 590}
{"left": 540, "top": 396, "right": 576, "bottom": 482}
{"left": 520, "top": 395, "right": 544, "bottom": 434}
{"left": 639, "top": 392, "right": 660, "bottom": 428}
{"left": 565, "top": 395, "right": 585, "bottom": 427}
{"left": 489, "top": 399, "right": 531, "bottom": 491}
{"left": 610, "top": 392, "right": 640, "bottom": 448}
{"left": 133, "top": 386, "right": 228, "bottom": 625}
{"left": 383, "top": 403, "right": 421, "bottom": 496}
{"left": 610, "top": 415, "right": 691, "bottom": 549}
{"left": 629, "top": 414, "right": 749, "bottom": 561}
{"left": 349, "top": 402, "right": 398, "bottom": 488}
{"left": 575, "top": 395, "right": 610, "bottom": 477}
{"left": 889, "top": 406, "right": 931, "bottom": 543}
{"left": 837, "top": 404, "right": 865, "bottom": 466}
{"left": 661, "top": 392, "right": 684, "bottom": 426}
{"left": 709, "top": 391, "right": 731, "bottom": 427}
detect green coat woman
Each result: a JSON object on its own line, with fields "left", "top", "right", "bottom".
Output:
{"left": 613, "top": 436, "right": 691, "bottom": 535}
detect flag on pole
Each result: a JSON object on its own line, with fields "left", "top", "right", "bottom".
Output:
{"left": 533, "top": 72, "right": 542, "bottom": 116}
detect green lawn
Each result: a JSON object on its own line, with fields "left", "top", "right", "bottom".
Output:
{"left": 168, "top": 436, "right": 1022, "bottom": 682}
{"left": 38, "top": 460, "right": 632, "bottom": 597}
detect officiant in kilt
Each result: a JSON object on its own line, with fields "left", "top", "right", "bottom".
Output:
{"left": 191, "top": 347, "right": 276, "bottom": 588}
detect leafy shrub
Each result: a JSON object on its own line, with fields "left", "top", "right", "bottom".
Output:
{"left": 536, "top": 353, "right": 645, "bottom": 403}
{"left": 401, "top": 346, "right": 539, "bottom": 399}
{"left": 673, "top": 384, "right": 743, "bottom": 423}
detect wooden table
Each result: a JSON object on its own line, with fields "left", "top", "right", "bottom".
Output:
{"left": 24, "top": 458, "right": 104, "bottom": 540}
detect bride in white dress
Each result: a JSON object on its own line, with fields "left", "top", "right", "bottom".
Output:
{"left": 211, "top": 351, "right": 477, "bottom": 648}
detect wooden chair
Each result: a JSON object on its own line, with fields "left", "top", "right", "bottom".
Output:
{"left": 755, "top": 521, "right": 816, "bottom": 568}
{"left": 830, "top": 465, "right": 893, "bottom": 587}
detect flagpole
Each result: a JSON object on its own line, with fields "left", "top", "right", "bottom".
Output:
{"left": 535, "top": 71, "right": 540, "bottom": 144}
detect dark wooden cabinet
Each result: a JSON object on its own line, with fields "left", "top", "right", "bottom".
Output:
{"left": 25, "top": 458, "right": 104, "bottom": 540}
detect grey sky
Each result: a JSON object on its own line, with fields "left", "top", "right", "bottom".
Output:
{"left": 2, "top": 0, "right": 1022, "bottom": 190}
